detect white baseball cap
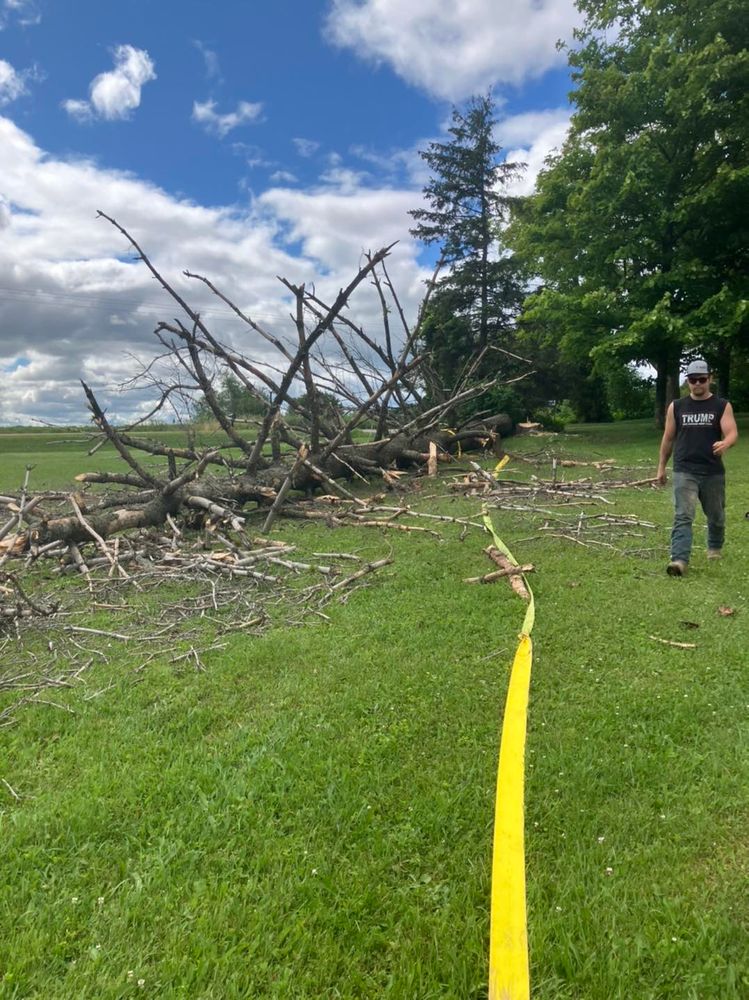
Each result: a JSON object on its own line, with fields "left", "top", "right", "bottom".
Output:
{"left": 685, "top": 359, "right": 710, "bottom": 376}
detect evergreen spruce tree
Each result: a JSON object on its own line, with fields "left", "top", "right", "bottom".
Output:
{"left": 409, "top": 94, "right": 525, "bottom": 392}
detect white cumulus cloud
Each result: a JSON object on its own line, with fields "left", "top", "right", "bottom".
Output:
{"left": 0, "top": 58, "right": 28, "bottom": 103}
{"left": 293, "top": 137, "right": 320, "bottom": 157}
{"left": 259, "top": 182, "right": 418, "bottom": 276}
{"left": 192, "top": 99, "right": 264, "bottom": 138}
{"left": 495, "top": 107, "right": 571, "bottom": 149}
{"left": 194, "top": 40, "right": 222, "bottom": 81}
{"left": 499, "top": 108, "right": 571, "bottom": 196}
{"left": 325, "top": 0, "right": 580, "bottom": 100}
{"left": 63, "top": 99, "right": 94, "bottom": 123}
{"left": 63, "top": 45, "right": 156, "bottom": 122}
{"left": 270, "top": 170, "right": 298, "bottom": 184}
{"left": 0, "top": 116, "right": 428, "bottom": 425}
{"left": 0, "top": 0, "right": 41, "bottom": 29}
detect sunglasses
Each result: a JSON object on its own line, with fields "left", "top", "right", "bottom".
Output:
{"left": 687, "top": 375, "right": 709, "bottom": 384}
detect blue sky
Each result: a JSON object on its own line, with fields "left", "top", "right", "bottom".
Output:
{"left": 0, "top": 0, "right": 579, "bottom": 424}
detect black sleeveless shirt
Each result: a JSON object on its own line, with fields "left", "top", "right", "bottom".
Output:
{"left": 673, "top": 394, "right": 727, "bottom": 475}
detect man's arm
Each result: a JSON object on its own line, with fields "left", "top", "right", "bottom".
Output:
{"left": 656, "top": 402, "right": 676, "bottom": 485}
{"left": 713, "top": 401, "right": 738, "bottom": 456}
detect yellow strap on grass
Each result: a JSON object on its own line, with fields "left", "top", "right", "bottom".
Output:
{"left": 482, "top": 512, "right": 535, "bottom": 637}
{"left": 495, "top": 454, "right": 510, "bottom": 473}
{"left": 482, "top": 508, "right": 535, "bottom": 1000}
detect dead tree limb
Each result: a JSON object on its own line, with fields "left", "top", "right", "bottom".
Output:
{"left": 3, "top": 218, "right": 525, "bottom": 557}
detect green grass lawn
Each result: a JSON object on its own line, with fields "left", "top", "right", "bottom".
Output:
{"left": 1, "top": 421, "right": 748, "bottom": 998}
{"left": 0, "top": 426, "right": 256, "bottom": 492}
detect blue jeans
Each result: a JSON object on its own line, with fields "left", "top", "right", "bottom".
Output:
{"left": 671, "top": 471, "right": 725, "bottom": 563}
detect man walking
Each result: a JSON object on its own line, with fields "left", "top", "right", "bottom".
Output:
{"left": 656, "top": 359, "right": 738, "bottom": 576}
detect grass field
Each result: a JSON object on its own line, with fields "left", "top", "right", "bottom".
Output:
{"left": 1, "top": 421, "right": 748, "bottom": 999}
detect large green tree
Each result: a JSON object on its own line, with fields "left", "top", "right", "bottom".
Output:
{"left": 409, "top": 94, "right": 525, "bottom": 392}
{"left": 509, "top": 0, "right": 749, "bottom": 423}
{"left": 192, "top": 374, "right": 269, "bottom": 424}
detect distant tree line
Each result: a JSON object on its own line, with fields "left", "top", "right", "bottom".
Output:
{"left": 409, "top": 0, "right": 748, "bottom": 426}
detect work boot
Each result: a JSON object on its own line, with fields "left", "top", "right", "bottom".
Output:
{"left": 707, "top": 549, "right": 722, "bottom": 560}
{"left": 666, "top": 560, "right": 688, "bottom": 577}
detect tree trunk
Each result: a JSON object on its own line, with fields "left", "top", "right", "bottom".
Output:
{"left": 7, "top": 414, "right": 515, "bottom": 553}
{"left": 716, "top": 342, "right": 732, "bottom": 398}
{"left": 654, "top": 351, "right": 681, "bottom": 427}
{"left": 665, "top": 357, "right": 680, "bottom": 409}
{"left": 654, "top": 360, "right": 667, "bottom": 428}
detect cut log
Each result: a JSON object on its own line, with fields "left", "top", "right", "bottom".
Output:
{"left": 484, "top": 545, "right": 531, "bottom": 600}
{"left": 427, "top": 441, "right": 438, "bottom": 477}
{"left": 464, "top": 564, "right": 534, "bottom": 584}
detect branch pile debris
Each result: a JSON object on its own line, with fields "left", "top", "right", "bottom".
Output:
{"left": 2, "top": 214, "right": 524, "bottom": 564}
{"left": 450, "top": 455, "right": 661, "bottom": 555}
{"left": 0, "top": 216, "right": 668, "bottom": 731}
{"left": 1, "top": 492, "right": 401, "bottom": 727}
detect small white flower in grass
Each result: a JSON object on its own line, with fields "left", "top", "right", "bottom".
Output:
{"left": 671, "top": 937, "right": 678, "bottom": 942}
{"left": 597, "top": 836, "right": 605, "bottom": 843}
{"left": 555, "top": 906, "right": 562, "bottom": 912}
{"left": 605, "top": 867, "right": 614, "bottom": 876}
{"left": 311, "top": 868, "right": 318, "bottom": 875}
{"left": 97, "top": 897, "right": 105, "bottom": 906}
{"left": 71, "top": 896, "right": 79, "bottom": 904}
{"left": 127, "top": 971, "right": 134, "bottom": 980}
{"left": 138, "top": 980, "right": 145, "bottom": 988}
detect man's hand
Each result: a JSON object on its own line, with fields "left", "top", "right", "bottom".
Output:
{"left": 655, "top": 467, "right": 667, "bottom": 486}
{"left": 713, "top": 440, "right": 731, "bottom": 456}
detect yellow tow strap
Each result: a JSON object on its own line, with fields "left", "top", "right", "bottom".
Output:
{"left": 482, "top": 508, "right": 535, "bottom": 1000}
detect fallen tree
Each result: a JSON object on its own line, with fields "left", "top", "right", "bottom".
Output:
{"left": 2, "top": 214, "right": 521, "bottom": 562}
